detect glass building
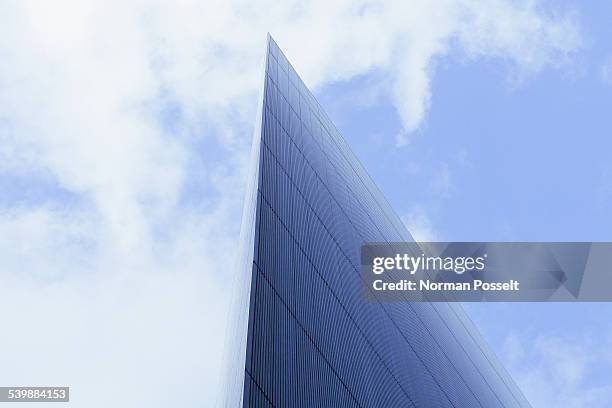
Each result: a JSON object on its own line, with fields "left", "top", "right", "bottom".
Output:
{"left": 223, "top": 35, "right": 531, "bottom": 408}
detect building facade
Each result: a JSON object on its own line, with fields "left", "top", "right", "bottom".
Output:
{"left": 223, "top": 35, "right": 531, "bottom": 408}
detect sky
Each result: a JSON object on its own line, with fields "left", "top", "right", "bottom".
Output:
{"left": 0, "top": 1, "right": 611, "bottom": 407}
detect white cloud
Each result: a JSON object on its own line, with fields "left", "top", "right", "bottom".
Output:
{"left": 402, "top": 207, "right": 439, "bottom": 242}
{"left": 502, "top": 333, "right": 612, "bottom": 408}
{"left": 601, "top": 56, "right": 612, "bottom": 85}
{"left": 0, "top": 0, "right": 581, "bottom": 406}
{"left": 432, "top": 162, "right": 453, "bottom": 197}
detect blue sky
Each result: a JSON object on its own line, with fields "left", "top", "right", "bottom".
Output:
{"left": 316, "top": 2, "right": 612, "bottom": 405}
{"left": 0, "top": 1, "right": 611, "bottom": 407}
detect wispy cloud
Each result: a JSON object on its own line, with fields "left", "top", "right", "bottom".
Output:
{"left": 402, "top": 206, "right": 439, "bottom": 242}
{"left": 601, "top": 56, "right": 612, "bottom": 85}
{"left": 502, "top": 332, "right": 612, "bottom": 407}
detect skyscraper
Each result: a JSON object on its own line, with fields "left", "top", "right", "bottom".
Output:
{"left": 223, "top": 35, "right": 531, "bottom": 408}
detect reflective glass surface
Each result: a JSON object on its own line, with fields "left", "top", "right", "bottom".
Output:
{"left": 228, "top": 36, "right": 531, "bottom": 408}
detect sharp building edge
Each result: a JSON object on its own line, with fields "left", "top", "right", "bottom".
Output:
{"left": 222, "top": 35, "right": 532, "bottom": 408}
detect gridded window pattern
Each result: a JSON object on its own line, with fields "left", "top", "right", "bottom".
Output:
{"left": 238, "top": 36, "right": 531, "bottom": 408}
